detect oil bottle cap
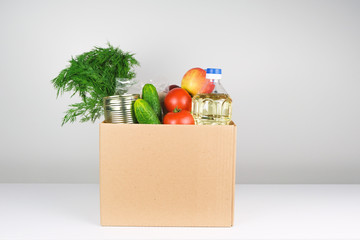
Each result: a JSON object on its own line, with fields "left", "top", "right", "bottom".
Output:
{"left": 206, "top": 68, "right": 222, "bottom": 79}
{"left": 206, "top": 68, "right": 222, "bottom": 74}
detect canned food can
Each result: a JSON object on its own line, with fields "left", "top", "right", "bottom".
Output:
{"left": 103, "top": 94, "right": 140, "bottom": 124}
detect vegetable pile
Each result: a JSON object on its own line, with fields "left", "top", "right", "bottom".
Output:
{"left": 52, "top": 44, "right": 219, "bottom": 126}
{"left": 133, "top": 67, "right": 214, "bottom": 125}
{"left": 134, "top": 83, "right": 194, "bottom": 125}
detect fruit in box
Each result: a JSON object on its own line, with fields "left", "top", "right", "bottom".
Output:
{"left": 164, "top": 88, "right": 192, "bottom": 112}
{"left": 163, "top": 109, "right": 194, "bottom": 125}
{"left": 181, "top": 68, "right": 215, "bottom": 96}
{"left": 134, "top": 99, "right": 161, "bottom": 124}
{"left": 165, "top": 85, "right": 180, "bottom": 93}
{"left": 142, "top": 84, "right": 162, "bottom": 120}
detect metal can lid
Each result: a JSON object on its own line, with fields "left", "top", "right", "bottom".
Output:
{"left": 103, "top": 94, "right": 140, "bottom": 105}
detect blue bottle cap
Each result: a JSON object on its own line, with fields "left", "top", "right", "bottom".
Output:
{"left": 206, "top": 68, "right": 222, "bottom": 74}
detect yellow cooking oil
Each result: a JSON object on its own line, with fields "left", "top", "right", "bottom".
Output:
{"left": 192, "top": 93, "right": 232, "bottom": 125}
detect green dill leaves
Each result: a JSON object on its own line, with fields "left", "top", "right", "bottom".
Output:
{"left": 51, "top": 44, "right": 139, "bottom": 125}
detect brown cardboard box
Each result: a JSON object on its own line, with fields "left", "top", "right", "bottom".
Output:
{"left": 99, "top": 122, "right": 237, "bottom": 227}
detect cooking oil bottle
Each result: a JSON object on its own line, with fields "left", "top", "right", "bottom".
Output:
{"left": 192, "top": 68, "right": 232, "bottom": 125}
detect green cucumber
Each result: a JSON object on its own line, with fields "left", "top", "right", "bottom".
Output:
{"left": 134, "top": 99, "right": 161, "bottom": 124}
{"left": 142, "top": 84, "right": 162, "bottom": 120}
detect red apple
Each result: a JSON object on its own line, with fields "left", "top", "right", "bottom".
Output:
{"left": 181, "top": 68, "right": 215, "bottom": 96}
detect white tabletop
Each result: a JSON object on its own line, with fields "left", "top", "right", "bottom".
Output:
{"left": 1, "top": 184, "right": 359, "bottom": 240}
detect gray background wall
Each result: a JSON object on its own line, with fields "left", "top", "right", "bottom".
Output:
{"left": 0, "top": 0, "right": 359, "bottom": 183}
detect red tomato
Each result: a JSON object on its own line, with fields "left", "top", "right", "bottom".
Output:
{"left": 163, "top": 110, "right": 195, "bottom": 125}
{"left": 164, "top": 88, "right": 192, "bottom": 112}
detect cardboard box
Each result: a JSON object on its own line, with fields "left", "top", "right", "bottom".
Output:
{"left": 99, "top": 122, "right": 237, "bottom": 227}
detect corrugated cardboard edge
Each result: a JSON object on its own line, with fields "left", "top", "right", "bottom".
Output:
{"left": 231, "top": 122, "right": 237, "bottom": 227}
{"left": 99, "top": 123, "right": 103, "bottom": 226}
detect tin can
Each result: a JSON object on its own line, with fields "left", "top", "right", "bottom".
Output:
{"left": 103, "top": 94, "right": 140, "bottom": 124}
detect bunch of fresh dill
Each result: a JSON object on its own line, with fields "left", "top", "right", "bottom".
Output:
{"left": 51, "top": 44, "right": 139, "bottom": 125}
